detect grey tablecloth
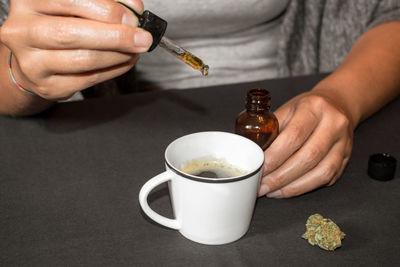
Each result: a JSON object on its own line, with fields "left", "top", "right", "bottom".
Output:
{"left": 1, "top": 75, "right": 399, "bottom": 266}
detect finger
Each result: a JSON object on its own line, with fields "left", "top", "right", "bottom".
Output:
{"left": 272, "top": 97, "right": 298, "bottom": 130}
{"left": 37, "top": 49, "right": 136, "bottom": 74}
{"left": 261, "top": 116, "right": 346, "bottom": 194}
{"left": 264, "top": 141, "right": 350, "bottom": 198}
{"left": 260, "top": 101, "right": 293, "bottom": 177}
{"left": 327, "top": 139, "right": 352, "bottom": 186}
{"left": 17, "top": 0, "right": 144, "bottom": 25}
{"left": 28, "top": 16, "right": 152, "bottom": 53}
{"left": 34, "top": 57, "right": 138, "bottom": 100}
{"left": 263, "top": 102, "right": 319, "bottom": 175}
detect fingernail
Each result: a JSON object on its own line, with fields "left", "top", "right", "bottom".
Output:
{"left": 122, "top": 13, "right": 138, "bottom": 27}
{"left": 134, "top": 30, "right": 153, "bottom": 49}
{"left": 258, "top": 183, "right": 270, "bottom": 196}
{"left": 267, "top": 190, "right": 282, "bottom": 198}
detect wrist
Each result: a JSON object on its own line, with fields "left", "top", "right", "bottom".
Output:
{"left": 8, "top": 51, "right": 37, "bottom": 96}
{"left": 312, "top": 22, "right": 400, "bottom": 128}
{"left": 0, "top": 46, "right": 53, "bottom": 116}
{"left": 311, "top": 70, "right": 363, "bottom": 130}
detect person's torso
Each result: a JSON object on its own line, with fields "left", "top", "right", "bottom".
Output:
{"left": 136, "top": 0, "right": 289, "bottom": 90}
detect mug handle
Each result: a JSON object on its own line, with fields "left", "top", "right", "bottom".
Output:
{"left": 139, "top": 170, "right": 180, "bottom": 230}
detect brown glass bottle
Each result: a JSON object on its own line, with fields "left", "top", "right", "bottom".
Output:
{"left": 235, "top": 89, "right": 279, "bottom": 150}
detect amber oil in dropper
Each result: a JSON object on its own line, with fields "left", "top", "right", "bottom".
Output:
{"left": 159, "top": 36, "right": 209, "bottom": 76}
{"left": 178, "top": 52, "right": 209, "bottom": 76}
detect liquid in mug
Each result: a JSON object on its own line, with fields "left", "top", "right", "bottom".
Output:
{"left": 180, "top": 157, "right": 247, "bottom": 178}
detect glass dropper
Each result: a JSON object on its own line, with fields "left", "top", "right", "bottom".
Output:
{"left": 159, "top": 36, "right": 209, "bottom": 76}
{"left": 118, "top": 2, "right": 209, "bottom": 76}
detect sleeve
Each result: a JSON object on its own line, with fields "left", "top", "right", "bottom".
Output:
{"left": 0, "top": 0, "right": 9, "bottom": 26}
{"left": 367, "top": 0, "right": 400, "bottom": 30}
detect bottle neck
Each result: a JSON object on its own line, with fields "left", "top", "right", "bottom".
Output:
{"left": 245, "top": 89, "right": 271, "bottom": 113}
{"left": 246, "top": 104, "right": 269, "bottom": 113}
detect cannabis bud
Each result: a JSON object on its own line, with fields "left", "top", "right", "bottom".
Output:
{"left": 302, "top": 214, "right": 345, "bottom": 251}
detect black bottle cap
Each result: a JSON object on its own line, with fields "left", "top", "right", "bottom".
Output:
{"left": 367, "top": 153, "right": 397, "bottom": 181}
{"left": 118, "top": 3, "right": 167, "bottom": 52}
{"left": 138, "top": 10, "right": 167, "bottom": 52}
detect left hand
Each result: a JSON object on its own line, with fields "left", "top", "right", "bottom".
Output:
{"left": 258, "top": 91, "right": 354, "bottom": 198}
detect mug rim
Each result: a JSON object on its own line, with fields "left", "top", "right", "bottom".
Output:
{"left": 164, "top": 131, "right": 264, "bottom": 183}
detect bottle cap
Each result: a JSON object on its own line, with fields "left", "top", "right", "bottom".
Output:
{"left": 367, "top": 153, "right": 397, "bottom": 181}
{"left": 138, "top": 10, "right": 168, "bottom": 52}
{"left": 118, "top": 3, "right": 167, "bottom": 52}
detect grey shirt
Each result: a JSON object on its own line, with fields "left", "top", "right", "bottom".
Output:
{"left": 136, "top": 0, "right": 289, "bottom": 89}
{"left": 277, "top": 0, "right": 400, "bottom": 77}
{"left": 1, "top": 0, "right": 399, "bottom": 92}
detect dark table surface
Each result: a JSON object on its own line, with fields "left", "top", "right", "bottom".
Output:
{"left": 1, "top": 74, "right": 399, "bottom": 267}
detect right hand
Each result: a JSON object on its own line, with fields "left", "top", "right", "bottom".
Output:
{"left": 0, "top": 0, "right": 152, "bottom": 100}
{"left": 258, "top": 90, "right": 354, "bottom": 198}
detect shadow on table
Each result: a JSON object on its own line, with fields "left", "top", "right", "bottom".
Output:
{"left": 41, "top": 90, "right": 208, "bottom": 134}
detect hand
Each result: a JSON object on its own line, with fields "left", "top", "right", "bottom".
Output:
{"left": 258, "top": 91, "right": 354, "bottom": 198}
{"left": 0, "top": 0, "right": 152, "bottom": 100}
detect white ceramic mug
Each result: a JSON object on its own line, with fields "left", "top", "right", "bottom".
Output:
{"left": 139, "top": 131, "right": 264, "bottom": 245}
